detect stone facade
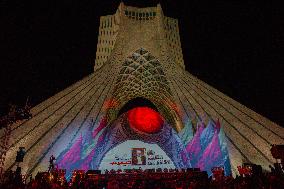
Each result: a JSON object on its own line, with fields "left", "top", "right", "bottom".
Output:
{"left": 1, "top": 3, "right": 283, "bottom": 177}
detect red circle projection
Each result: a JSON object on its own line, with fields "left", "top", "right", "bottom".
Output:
{"left": 127, "top": 107, "right": 164, "bottom": 134}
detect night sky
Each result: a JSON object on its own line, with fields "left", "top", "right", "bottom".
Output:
{"left": 1, "top": 1, "right": 282, "bottom": 126}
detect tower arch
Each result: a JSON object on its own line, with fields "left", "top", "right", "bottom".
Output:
{"left": 108, "top": 48, "right": 182, "bottom": 131}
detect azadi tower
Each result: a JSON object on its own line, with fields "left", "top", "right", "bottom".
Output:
{"left": 1, "top": 3, "right": 283, "bottom": 177}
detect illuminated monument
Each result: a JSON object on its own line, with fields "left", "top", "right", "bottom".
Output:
{"left": 1, "top": 3, "right": 283, "bottom": 178}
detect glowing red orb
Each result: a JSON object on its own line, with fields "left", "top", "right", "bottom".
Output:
{"left": 127, "top": 107, "right": 164, "bottom": 134}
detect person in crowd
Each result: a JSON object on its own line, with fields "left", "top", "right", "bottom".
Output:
{"left": 48, "top": 155, "right": 56, "bottom": 172}
{"left": 1, "top": 163, "right": 284, "bottom": 189}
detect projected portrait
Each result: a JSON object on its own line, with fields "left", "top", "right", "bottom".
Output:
{"left": 132, "top": 148, "right": 146, "bottom": 165}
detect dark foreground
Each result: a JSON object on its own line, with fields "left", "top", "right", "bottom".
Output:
{"left": 1, "top": 165, "right": 284, "bottom": 189}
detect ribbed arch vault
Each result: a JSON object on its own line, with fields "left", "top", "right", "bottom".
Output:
{"left": 108, "top": 48, "right": 182, "bottom": 131}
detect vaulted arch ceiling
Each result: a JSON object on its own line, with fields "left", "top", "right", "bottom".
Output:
{"left": 109, "top": 48, "right": 181, "bottom": 130}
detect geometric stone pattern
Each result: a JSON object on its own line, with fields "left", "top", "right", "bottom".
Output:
{"left": 112, "top": 48, "right": 174, "bottom": 122}
{"left": 114, "top": 48, "right": 172, "bottom": 102}
{"left": 163, "top": 16, "right": 185, "bottom": 69}
{"left": 94, "top": 14, "right": 119, "bottom": 70}
{"left": 1, "top": 2, "right": 283, "bottom": 177}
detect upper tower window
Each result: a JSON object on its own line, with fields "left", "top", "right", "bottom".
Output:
{"left": 125, "top": 9, "right": 156, "bottom": 20}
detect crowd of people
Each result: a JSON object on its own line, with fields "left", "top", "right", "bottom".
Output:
{"left": 0, "top": 163, "right": 283, "bottom": 189}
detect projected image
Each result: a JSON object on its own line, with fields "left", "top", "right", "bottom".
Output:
{"left": 99, "top": 140, "right": 176, "bottom": 172}
{"left": 132, "top": 148, "right": 146, "bottom": 165}
{"left": 55, "top": 104, "right": 231, "bottom": 178}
